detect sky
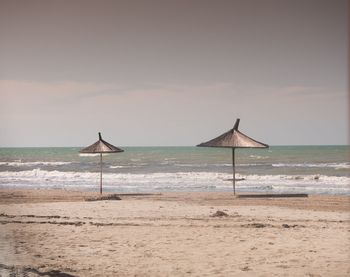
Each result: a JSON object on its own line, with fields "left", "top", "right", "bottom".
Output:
{"left": 0, "top": 0, "right": 348, "bottom": 147}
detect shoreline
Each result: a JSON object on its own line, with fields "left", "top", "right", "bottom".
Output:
{"left": 0, "top": 188, "right": 349, "bottom": 276}
{"left": 0, "top": 188, "right": 349, "bottom": 212}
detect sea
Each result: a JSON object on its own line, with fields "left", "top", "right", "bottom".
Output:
{"left": 0, "top": 146, "right": 349, "bottom": 195}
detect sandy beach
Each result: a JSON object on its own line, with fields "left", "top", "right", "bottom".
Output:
{"left": 0, "top": 189, "right": 349, "bottom": 277}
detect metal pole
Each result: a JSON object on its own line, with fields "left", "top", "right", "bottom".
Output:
{"left": 232, "top": 148, "right": 235, "bottom": 195}
{"left": 100, "top": 153, "right": 103, "bottom": 194}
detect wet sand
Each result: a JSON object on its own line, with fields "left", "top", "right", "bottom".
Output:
{"left": 0, "top": 189, "right": 349, "bottom": 276}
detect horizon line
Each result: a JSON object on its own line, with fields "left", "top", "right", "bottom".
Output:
{"left": 0, "top": 144, "right": 349, "bottom": 148}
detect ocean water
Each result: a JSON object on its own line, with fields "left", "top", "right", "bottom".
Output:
{"left": 0, "top": 146, "right": 349, "bottom": 195}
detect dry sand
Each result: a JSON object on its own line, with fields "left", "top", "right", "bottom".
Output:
{"left": 0, "top": 189, "right": 349, "bottom": 276}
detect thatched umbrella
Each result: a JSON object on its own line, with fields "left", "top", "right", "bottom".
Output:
{"left": 80, "top": 132, "right": 124, "bottom": 194}
{"left": 197, "top": 119, "right": 268, "bottom": 195}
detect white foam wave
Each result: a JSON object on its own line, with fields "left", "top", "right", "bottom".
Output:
{"left": 130, "top": 158, "right": 141, "bottom": 162}
{"left": 272, "top": 162, "right": 350, "bottom": 169}
{"left": 174, "top": 163, "right": 206, "bottom": 167}
{"left": 174, "top": 163, "right": 263, "bottom": 167}
{"left": 79, "top": 153, "right": 110, "bottom": 157}
{"left": 249, "top": 155, "right": 269, "bottom": 159}
{"left": 0, "top": 169, "right": 349, "bottom": 194}
{"left": 0, "top": 161, "right": 72, "bottom": 167}
{"left": 109, "top": 165, "right": 143, "bottom": 169}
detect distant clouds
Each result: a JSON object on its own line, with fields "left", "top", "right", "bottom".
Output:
{"left": 0, "top": 79, "right": 347, "bottom": 146}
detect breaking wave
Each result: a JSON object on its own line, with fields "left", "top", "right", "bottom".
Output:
{"left": 272, "top": 162, "right": 350, "bottom": 170}
{"left": 0, "top": 161, "right": 72, "bottom": 167}
{"left": 0, "top": 169, "right": 349, "bottom": 194}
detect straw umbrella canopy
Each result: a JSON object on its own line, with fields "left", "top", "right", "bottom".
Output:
{"left": 197, "top": 119, "right": 268, "bottom": 195}
{"left": 80, "top": 132, "right": 123, "bottom": 194}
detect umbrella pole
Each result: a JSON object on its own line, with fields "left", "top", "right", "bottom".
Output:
{"left": 100, "top": 153, "right": 103, "bottom": 195}
{"left": 232, "top": 148, "right": 236, "bottom": 195}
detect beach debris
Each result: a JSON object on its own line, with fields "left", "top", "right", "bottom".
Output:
{"left": 241, "top": 223, "right": 271, "bottom": 228}
{"left": 85, "top": 194, "right": 122, "bottom": 201}
{"left": 237, "top": 193, "right": 308, "bottom": 198}
{"left": 0, "top": 220, "right": 85, "bottom": 226}
{"left": 282, "top": 224, "right": 302, "bottom": 228}
{"left": 0, "top": 213, "right": 15, "bottom": 218}
{"left": 241, "top": 266, "right": 251, "bottom": 271}
{"left": 0, "top": 264, "right": 76, "bottom": 277}
{"left": 89, "top": 222, "right": 143, "bottom": 227}
{"left": 211, "top": 210, "right": 229, "bottom": 217}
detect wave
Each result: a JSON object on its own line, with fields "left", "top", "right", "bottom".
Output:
{"left": 79, "top": 153, "right": 111, "bottom": 157}
{"left": 174, "top": 163, "right": 207, "bottom": 167}
{"left": 249, "top": 155, "right": 269, "bottom": 159}
{"left": 109, "top": 165, "right": 143, "bottom": 169}
{"left": 0, "top": 161, "right": 72, "bottom": 167}
{"left": 0, "top": 169, "right": 349, "bottom": 194}
{"left": 173, "top": 163, "right": 264, "bottom": 167}
{"left": 272, "top": 162, "right": 350, "bottom": 169}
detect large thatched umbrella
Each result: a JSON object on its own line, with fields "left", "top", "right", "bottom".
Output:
{"left": 197, "top": 119, "right": 268, "bottom": 195}
{"left": 80, "top": 132, "right": 124, "bottom": 194}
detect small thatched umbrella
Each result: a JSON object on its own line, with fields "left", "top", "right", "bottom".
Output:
{"left": 80, "top": 132, "right": 124, "bottom": 194}
{"left": 197, "top": 119, "right": 268, "bottom": 195}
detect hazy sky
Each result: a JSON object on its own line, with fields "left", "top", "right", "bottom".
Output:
{"left": 0, "top": 0, "right": 348, "bottom": 146}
